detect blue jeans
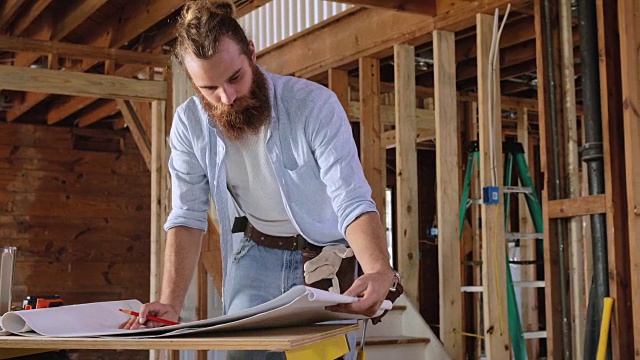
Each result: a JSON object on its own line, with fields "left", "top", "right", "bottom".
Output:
{"left": 224, "top": 237, "right": 355, "bottom": 360}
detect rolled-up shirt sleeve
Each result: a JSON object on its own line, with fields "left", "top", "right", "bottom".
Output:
{"left": 163, "top": 109, "right": 210, "bottom": 232}
{"left": 305, "top": 91, "right": 378, "bottom": 236}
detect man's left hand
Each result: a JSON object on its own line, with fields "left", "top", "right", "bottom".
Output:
{"left": 325, "top": 269, "right": 394, "bottom": 317}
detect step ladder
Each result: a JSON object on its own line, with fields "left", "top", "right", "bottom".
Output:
{"left": 458, "top": 140, "right": 546, "bottom": 360}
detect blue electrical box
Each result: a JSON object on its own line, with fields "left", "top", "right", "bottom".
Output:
{"left": 483, "top": 186, "right": 500, "bottom": 204}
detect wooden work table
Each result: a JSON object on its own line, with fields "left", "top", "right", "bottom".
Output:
{"left": 0, "top": 324, "right": 358, "bottom": 353}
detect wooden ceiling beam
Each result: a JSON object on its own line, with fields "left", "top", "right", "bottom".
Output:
{"left": 10, "top": 0, "right": 174, "bottom": 123}
{"left": 11, "top": 0, "right": 53, "bottom": 36}
{"left": 331, "top": 0, "right": 437, "bottom": 16}
{"left": 257, "top": 0, "right": 528, "bottom": 78}
{"left": 139, "top": 0, "right": 273, "bottom": 52}
{"left": 0, "top": 0, "right": 22, "bottom": 31}
{"left": 45, "top": 63, "right": 149, "bottom": 125}
{"left": 0, "top": 65, "right": 166, "bottom": 101}
{"left": 0, "top": 35, "right": 170, "bottom": 67}
{"left": 108, "top": 0, "right": 186, "bottom": 49}
{"left": 52, "top": 0, "right": 108, "bottom": 41}
{"left": 75, "top": 100, "right": 120, "bottom": 127}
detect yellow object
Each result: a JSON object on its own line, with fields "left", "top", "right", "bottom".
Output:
{"left": 357, "top": 350, "right": 366, "bottom": 360}
{"left": 596, "top": 297, "right": 614, "bottom": 360}
{"left": 285, "top": 334, "right": 349, "bottom": 360}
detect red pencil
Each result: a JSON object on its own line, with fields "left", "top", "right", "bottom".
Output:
{"left": 119, "top": 309, "right": 179, "bottom": 326}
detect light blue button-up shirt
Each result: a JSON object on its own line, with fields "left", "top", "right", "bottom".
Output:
{"left": 164, "top": 68, "right": 377, "bottom": 277}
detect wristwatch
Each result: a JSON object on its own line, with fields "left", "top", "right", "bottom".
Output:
{"left": 390, "top": 271, "right": 401, "bottom": 292}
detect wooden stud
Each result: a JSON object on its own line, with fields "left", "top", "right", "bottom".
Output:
{"left": 117, "top": 99, "right": 151, "bottom": 170}
{"left": 534, "top": 0, "right": 567, "bottom": 357}
{"left": 516, "top": 107, "right": 539, "bottom": 359}
{"left": 559, "top": 0, "right": 586, "bottom": 357}
{"left": 328, "top": 68, "right": 350, "bottom": 113}
{"left": 150, "top": 100, "right": 166, "bottom": 303}
{"left": 358, "top": 58, "right": 385, "bottom": 219}
{"left": 477, "top": 13, "right": 510, "bottom": 359}
{"left": 394, "top": 44, "right": 419, "bottom": 306}
{"left": 617, "top": 0, "right": 640, "bottom": 357}
{"left": 433, "top": 29, "right": 462, "bottom": 359}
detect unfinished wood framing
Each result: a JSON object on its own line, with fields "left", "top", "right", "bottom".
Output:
{"left": 433, "top": 29, "right": 462, "bottom": 359}
{"left": 117, "top": 99, "right": 152, "bottom": 169}
{"left": 617, "top": 0, "right": 640, "bottom": 357}
{"left": 559, "top": 0, "right": 585, "bottom": 355}
{"left": 150, "top": 100, "right": 167, "bottom": 302}
{"left": 358, "top": 58, "right": 386, "bottom": 219}
{"left": 0, "top": 35, "right": 169, "bottom": 67}
{"left": 477, "top": 13, "right": 510, "bottom": 359}
{"left": 534, "top": 0, "right": 567, "bottom": 357}
{"left": 516, "top": 106, "right": 540, "bottom": 359}
{"left": 0, "top": 65, "right": 166, "bottom": 101}
{"left": 394, "top": 44, "right": 420, "bottom": 306}
{"left": 595, "top": 1, "right": 634, "bottom": 358}
{"left": 328, "top": 68, "right": 350, "bottom": 112}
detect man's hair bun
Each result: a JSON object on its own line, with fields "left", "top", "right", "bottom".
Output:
{"left": 210, "top": 0, "right": 236, "bottom": 18}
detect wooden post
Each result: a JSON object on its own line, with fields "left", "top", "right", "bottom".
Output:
{"left": 617, "top": 0, "right": 640, "bottom": 357}
{"left": 358, "top": 58, "right": 386, "bottom": 220}
{"left": 534, "top": 0, "right": 567, "bottom": 357}
{"left": 328, "top": 68, "right": 350, "bottom": 113}
{"left": 516, "top": 107, "right": 540, "bottom": 359}
{"left": 434, "top": 29, "right": 462, "bottom": 360}
{"left": 150, "top": 100, "right": 167, "bottom": 360}
{"left": 394, "top": 44, "right": 419, "bottom": 306}
{"left": 559, "top": 0, "right": 586, "bottom": 357}
{"left": 476, "top": 13, "right": 510, "bottom": 359}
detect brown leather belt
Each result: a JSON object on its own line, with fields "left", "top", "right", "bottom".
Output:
{"left": 244, "top": 223, "right": 322, "bottom": 252}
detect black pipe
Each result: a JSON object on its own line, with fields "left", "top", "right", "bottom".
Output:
{"left": 541, "top": 0, "right": 571, "bottom": 357}
{"left": 578, "top": 0, "right": 611, "bottom": 359}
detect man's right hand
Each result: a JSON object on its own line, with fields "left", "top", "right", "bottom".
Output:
{"left": 118, "top": 301, "right": 180, "bottom": 330}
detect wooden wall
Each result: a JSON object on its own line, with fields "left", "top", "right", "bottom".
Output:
{"left": 0, "top": 122, "right": 150, "bottom": 359}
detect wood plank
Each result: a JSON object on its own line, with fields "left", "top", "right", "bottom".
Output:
{"left": 0, "top": 325, "right": 359, "bottom": 351}
{"left": 109, "top": 1, "right": 185, "bottom": 49}
{"left": 150, "top": 100, "right": 167, "bottom": 303}
{"left": 358, "top": 58, "right": 385, "bottom": 218}
{"left": 381, "top": 128, "right": 435, "bottom": 149}
{"left": 117, "top": 100, "right": 152, "bottom": 170}
{"left": 0, "top": 191, "right": 149, "bottom": 218}
{"left": 394, "top": 44, "right": 419, "bottom": 306}
{"left": 597, "top": 0, "right": 634, "bottom": 358}
{"left": 328, "top": 68, "right": 350, "bottom": 112}
{"left": 534, "top": 0, "right": 566, "bottom": 357}
{"left": 10, "top": 0, "right": 53, "bottom": 36}
{"left": 0, "top": 169, "right": 149, "bottom": 198}
{"left": 0, "top": 215, "right": 149, "bottom": 239}
{"left": 477, "top": 13, "right": 510, "bottom": 359}
{"left": 560, "top": 3, "right": 585, "bottom": 352}
{"left": 200, "top": 214, "right": 223, "bottom": 295}
{"left": 617, "top": 0, "right": 640, "bottom": 357}
{"left": 0, "top": 35, "right": 170, "bottom": 67}
{"left": 0, "top": 65, "right": 166, "bottom": 101}
{"left": 0, "top": 144, "right": 148, "bottom": 175}
{"left": 0, "top": 0, "right": 23, "bottom": 30}
{"left": 433, "top": 29, "right": 462, "bottom": 359}
{"left": 516, "top": 107, "right": 539, "bottom": 359}
{"left": 547, "top": 196, "right": 606, "bottom": 217}
{"left": 332, "top": 0, "right": 437, "bottom": 15}
{"left": 349, "top": 101, "right": 435, "bottom": 128}
{"left": 75, "top": 100, "right": 120, "bottom": 127}
{"left": 51, "top": 0, "right": 109, "bottom": 41}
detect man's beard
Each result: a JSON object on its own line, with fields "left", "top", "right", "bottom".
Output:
{"left": 198, "top": 64, "right": 271, "bottom": 141}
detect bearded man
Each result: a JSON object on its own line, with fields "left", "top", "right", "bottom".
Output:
{"left": 121, "top": 1, "right": 398, "bottom": 359}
